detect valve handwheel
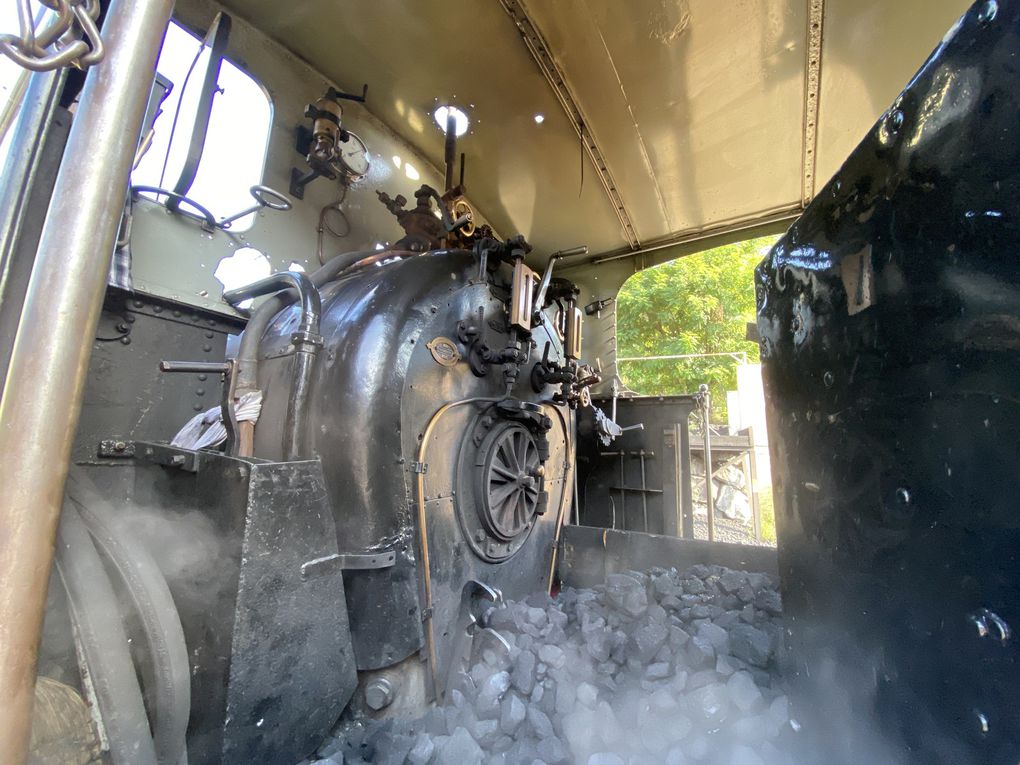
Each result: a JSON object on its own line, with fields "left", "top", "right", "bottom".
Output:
{"left": 250, "top": 184, "right": 292, "bottom": 211}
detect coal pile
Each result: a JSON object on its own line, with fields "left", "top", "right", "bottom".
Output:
{"left": 309, "top": 565, "right": 794, "bottom": 765}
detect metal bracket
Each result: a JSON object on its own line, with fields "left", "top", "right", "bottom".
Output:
{"left": 135, "top": 441, "right": 201, "bottom": 472}
{"left": 300, "top": 550, "right": 397, "bottom": 580}
{"left": 411, "top": 461, "right": 429, "bottom": 474}
{"left": 98, "top": 439, "right": 135, "bottom": 459}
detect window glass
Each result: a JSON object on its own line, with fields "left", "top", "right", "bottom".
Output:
{"left": 132, "top": 20, "right": 272, "bottom": 231}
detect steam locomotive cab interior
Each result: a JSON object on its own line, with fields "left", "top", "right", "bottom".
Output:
{"left": 7, "top": 0, "right": 1019, "bottom": 763}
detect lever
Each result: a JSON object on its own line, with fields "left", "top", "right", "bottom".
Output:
{"left": 159, "top": 359, "right": 239, "bottom": 456}
{"left": 535, "top": 245, "right": 588, "bottom": 311}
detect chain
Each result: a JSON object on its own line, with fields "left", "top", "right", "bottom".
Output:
{"left": 0, "top": 0, "right": 103, "bottom": 72}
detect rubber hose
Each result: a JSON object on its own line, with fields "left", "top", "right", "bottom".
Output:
{"left": 233, "top": 249, "right": 376, "bottom": 393}
{"left": 56, "top": 501, "right": 158, "bottom": 765}
{"left": 67, "top": 467, "right": 190, "bottom": 765}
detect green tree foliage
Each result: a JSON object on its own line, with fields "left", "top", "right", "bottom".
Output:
{"left": 616, "top": 236, "right": 775, "bottom": 420}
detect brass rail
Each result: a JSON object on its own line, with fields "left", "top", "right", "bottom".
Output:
{"left": 413, "top": 397, "right": 573, "bottom": 694}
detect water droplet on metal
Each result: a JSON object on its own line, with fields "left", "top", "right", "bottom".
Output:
{"left": 978, "top": 0, "right": 998, "bottom": 25}
{"left": 879, "top": 108, "right": 905, "bottom": 146}
{"left": 975, "top": 710, "right": 990, "bottom": 735}
{"left": 895, "top": 487, "right": 911, "bottom": 505}
{"left": 970, "top": 608, "right": 1011, "bottom": 643}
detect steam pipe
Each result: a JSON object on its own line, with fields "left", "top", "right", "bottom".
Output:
{"left": 222, "top": 271, "right": 321, "bottom": 336}
{"left": 224, "top": 272, "right": 323, "bottom": 460}
{"left": 0, "top": 0, "right": 175, "bottom": 759}
{"left": 231, "top": 251, "right": 376, "bottom": 396}
{"left": 283, "top": 347, "right": 316, "bottom": 460}
{"left": 444, "top": 110, "right": 456, "bottom": 193}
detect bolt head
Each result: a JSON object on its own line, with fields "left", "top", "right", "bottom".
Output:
{"left": 364, "top": 678, "right": 395, "bottom": 710}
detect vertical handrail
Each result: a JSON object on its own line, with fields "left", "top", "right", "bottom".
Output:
{"left": 747, "top": 426, "right": 763, "bottom": 543}
{"left": 0, "top": 67, "right": 67, "bottom": 391}
{"left": 0, "top": 1, "right": 175, "bottom": 759}
{"left": 701, "top": 386, "right": 715, "bottom": 542}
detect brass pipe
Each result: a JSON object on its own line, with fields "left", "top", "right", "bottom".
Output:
{"left": 414, "top": 397, "right": 501, "bottom": 695}
{"left": 543, "top": 403, "right": 573, "bottom": 591}
{"left": 413, "top": 397, "right": 572, "bottom": 693}
{"left": 0, "top": 0, "right": 175, "bottom": 759}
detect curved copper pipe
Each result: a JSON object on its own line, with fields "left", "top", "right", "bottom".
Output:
{"left": 413, "top": 397, "right": 573, "bottom": 694}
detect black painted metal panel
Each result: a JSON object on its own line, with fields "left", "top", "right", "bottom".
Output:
{"left": 577, "top": 396, "right": 698, "bottom": 536}
{"left": 124, "top": 455, "right": 357, "bottom": 765}
{"left": 74, "top": 291, "right": 242, "bottom": 465}
{"left": 757, "top": 2, "right": 1020, "bottom": 762}
{"left": 558, "top": 525, "right": 779, "bottom": 589}
{"left": 223, "top": 458, "right": 356, "bottom": 763}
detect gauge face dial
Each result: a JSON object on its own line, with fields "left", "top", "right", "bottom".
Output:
{"left": 338, "top": 131, "right": 370, "bottom": 181}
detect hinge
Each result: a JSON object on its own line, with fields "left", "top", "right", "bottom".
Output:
{"left": 411, "top": 461, "right": 429, "bottom": 474}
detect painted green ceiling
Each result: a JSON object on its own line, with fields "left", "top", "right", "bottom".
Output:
{"left": 219, "top": 0, "right": 969, "bottom": 259}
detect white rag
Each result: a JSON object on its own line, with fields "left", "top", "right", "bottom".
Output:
{"left": 170, "top": 391, "right": 263, "bottom": 451}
